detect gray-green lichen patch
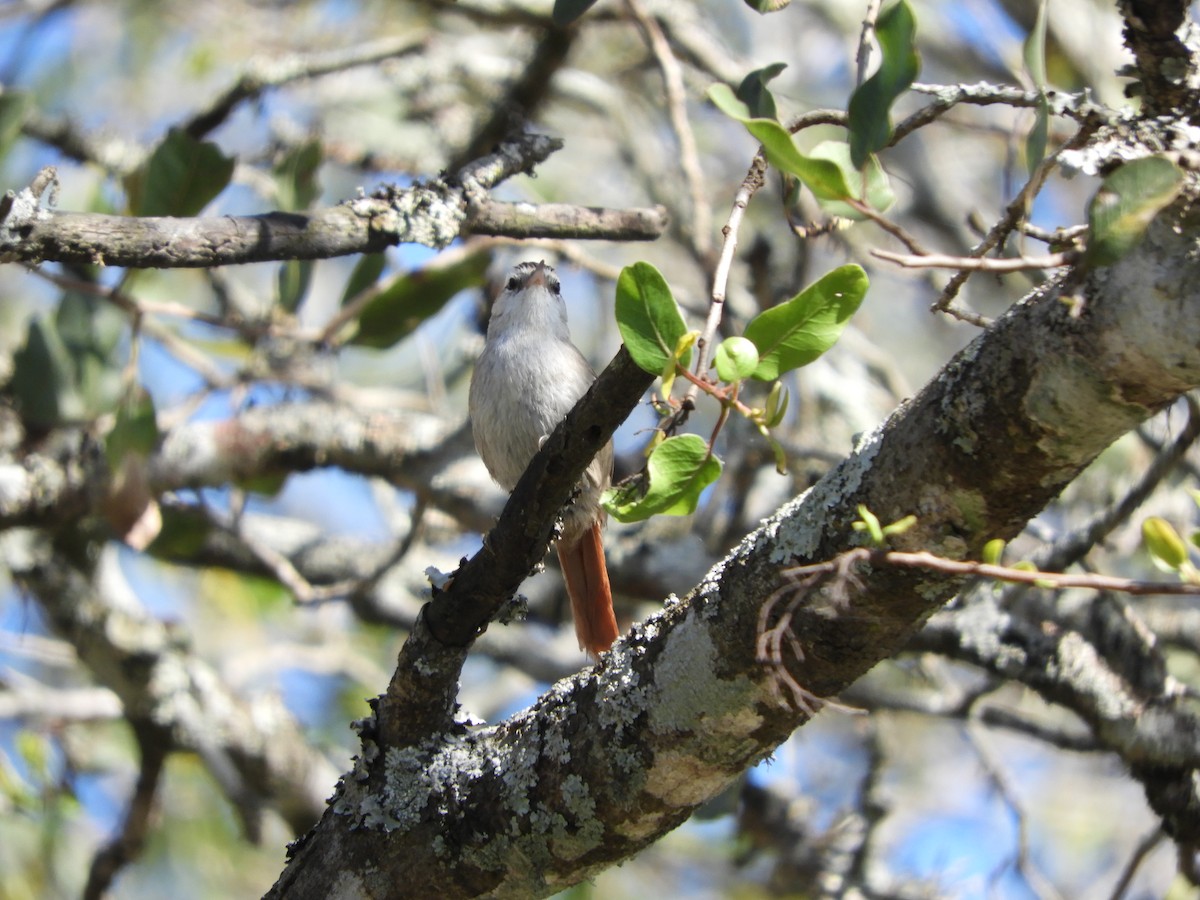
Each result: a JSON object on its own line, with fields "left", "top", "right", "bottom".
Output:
{"left": 648, "top": 611, "right": 759, "bottom": 738}
{"left": 761, "top": 421, "right": 885, "bottom": 566}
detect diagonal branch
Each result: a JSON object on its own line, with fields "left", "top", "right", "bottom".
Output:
{"left": 372, "top": 347, "right": 654, "bottom": 750}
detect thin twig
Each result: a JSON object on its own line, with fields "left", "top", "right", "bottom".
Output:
{"left": 1107, "top": 827, "right": 1166, "bottom": 900}
{"left": 785, "top": 547, "right": 1200, "bottom": 596}
{"left": 872, "top": 247, "right": 1078, "bottom": 272}
{"left": 181, "top": 34, "right": 428, "bottom": 139}
{"left": 855, "top": 0, "right": 884, "bottom": 87}
{"left": 687, "top": 152, "right": 768, "bottom": 405}
{"left": 964, "top": 717, "right": 1066, "bottom": 900}
{"left": 931, "top": 123, "right": 1097, "bottom": 318}
{"left": 625, "top": 0, "right": 712, "bottom": 258}
{"left": 82, "top": 722, "right": 169, "bottom": 900}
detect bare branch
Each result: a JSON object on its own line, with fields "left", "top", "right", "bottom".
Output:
{"left": 0, "top": 134, "right": 663, "bottom": 268}
{"left": 625, "top": 0, "right": 712, "bottom": 258}
{"left": 872, "top": 247, "right": 1078, "bottom": 272}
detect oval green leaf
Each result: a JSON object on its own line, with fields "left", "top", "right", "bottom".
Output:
{"left": 350, "top": 251, "right": 489, "bottom": 349}
{"left": 125, "top": 128, "right": 235, "bottom": 217}
{"left": 743, "top": 264, "right": 869, "bottom": 380}
{"left": 847, "top": 0, "right": 920, "bottom": 169}
{"left": 603, "top": 434, "right": 722, "bottom": 523}
{"left": 615, "top": 262, "right": 691, "bottom": 375}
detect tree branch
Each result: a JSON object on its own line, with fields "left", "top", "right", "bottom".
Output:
{"left": 0, "top": 136, "right": 666, "bottom": 267}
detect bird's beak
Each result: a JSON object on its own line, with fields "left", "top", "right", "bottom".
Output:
{"left": 526, "top": 262, "right": 547, "bottom": 289}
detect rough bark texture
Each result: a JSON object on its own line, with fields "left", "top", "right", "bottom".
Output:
{"left": 267, "top": 194, "right": 1200, "bottom": 897}
{"left": 0, "top": 135, "right": 667, "bottom": 268}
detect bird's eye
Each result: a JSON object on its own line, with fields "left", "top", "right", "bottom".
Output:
{"left": 549, "top": 279, "right": 561, "bottom": 296}
{"left": 505, "top": 276, "right": 521, "bottom": 291}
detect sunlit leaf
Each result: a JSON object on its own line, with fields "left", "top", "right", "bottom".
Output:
{"left": 1023, "top": 0, "right": 1049, "bottom": 88}
{"left": 604, "top": 434, "right": 722, "bottom": 522}
{"left": 764, "top": 381, "right": 789, "bottom": 427}
{"left": 615, "top": 262, "right": 691, "bottom": 375}
{"left": 106, "top": 387, "right": 158, "bottom": 466}
{"left": 714, "top": 336, "right": 759, "bottom": 382}
{"left": 1143, "top": 516, "right": 1188, "bottom": 570}
{"left": 708, "top": 83, "right": 851, "bottom": 201}
{"left": 743, "top": 0, "right": 791, "bottom": 10}
{"left": 1023, "top": 0, "right": 1050, "bottom": 175}
{"left": 1084, "top": 156, "right": 1184, "bottom": 266}
{"left": 847, "top": 0, "right": 919, "bottom": 169}
{"left": 808, "top": 140, "right": 895, "bottom": 218}
{"left": 744, "top": 265, "right": 868, "bottom": 380}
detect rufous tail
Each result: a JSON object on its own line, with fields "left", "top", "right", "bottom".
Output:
{"left": 556, "top": 521, "right": 618, "bottom": 656}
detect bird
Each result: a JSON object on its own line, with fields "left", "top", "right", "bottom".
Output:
{"left": 468, "top": 260, "right": 619, "bottom": 656}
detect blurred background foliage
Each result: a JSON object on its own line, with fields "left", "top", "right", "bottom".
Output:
{"left": 0, "top": 0, "right": 1192, "bottom": 897}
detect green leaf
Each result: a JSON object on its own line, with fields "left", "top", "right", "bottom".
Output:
{"left": 552, "top": 0, "right": 600, "bottom": 25}
{"left": 1143, "top": 516, "right": 1188, "bottom": 570}
{"left": 853, "top": 504, "right": 885, "bottom": 545}
{"left": 847, "top": 0, "right": 920, "bottom": 169}
{"left": 274, "top": 138, "right": 322, "bottom": 211}
{"left": 340, "top": 253, "right": 388, "bottom": 306}
{"left": 349, "top": 251, "right": 490, "bottom": 349}
{"left": 982, "top": 538, "right": 1006, "bottom": 565}
{"left": 708, "top": 83, "right": 851, "bottom": 202}
{"left": 807, "top": 140, "right": 895, "bottom": 218}
{"left": 10, "top": 290, "right": 127, "bottom": 429}
{"left": 744, "top": 264, "right": 869, "bottom": 380}
{"left": 106, "top": 388, "right": 158, "bottom": 467}
{"left": 880, "top": 514, "right": 917, "bottom": 537}
{"left": 1023, "top": 0, "right": 1050, "bottom": 175}
{"left": 603, "top": 434, "right": 722, "bottom": 522}
{"left": 764, "top": 381, "right": 788, "bottom": 427}
{"left": 0, "top": 90, "right": 30, "bottom": 164}
{"left": 1026, "top": 96, "right": 1050, "bottom": 177}
{"left": 1084, "top": 156, "right": 1184, "bottom": 267}
{"left": 10, "top": 316, "right": 80, "bottom": 428}
{"left": 125, "top": 128, "right": 235, "bottom": 217}
{"left": 1023, "top": 0, "right": 1049, "bottom": 88}
{"left": 743, "top": 0, "right": 791, "bottom": 9}
{"left": 735, "top": 63, "right": 787, "bottom": 120}
{"left": 147, "top": 506, "right": 215, "bottom": 558}
{"left": 615, "top": 262, "right": 691, "bottom": 375}
{"left": 277, "top": 259, "right": 313, "bottom": 314}
{"left": 714, "top": 336, "right": 759, "bottom": 382}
